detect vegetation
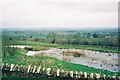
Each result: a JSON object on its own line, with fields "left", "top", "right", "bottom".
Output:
{"left": 2, "top": 29, "right": 119, "bottom": 48}
{"left": 1, "top": 28, "right": 120, "bottom": 78}
{"left": 2, "top": 48, "right": 120, "bottom": 77}
{"left": 4, "top": 40, "right": 119, "bottom": 53}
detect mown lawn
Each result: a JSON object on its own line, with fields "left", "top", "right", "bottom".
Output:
{"left": 2, "top": 48, "right": 120, "bottom": 77}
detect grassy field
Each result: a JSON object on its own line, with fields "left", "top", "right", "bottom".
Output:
{"left": 8, "top": 40, "right": 119, "bottom": 53}
{"left": 2, "top": 48, "right": 120, "bottom": 77}
{"left": 2, "top": 39, "right": 120, "bottom": 78}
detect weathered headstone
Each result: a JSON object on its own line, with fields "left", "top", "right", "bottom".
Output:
{"left": 10, "top": 64, "right": 14, "bottom": 71}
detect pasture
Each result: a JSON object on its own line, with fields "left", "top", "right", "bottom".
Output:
{"left": 1, "top": 28, "right": 120, "bottom": 79}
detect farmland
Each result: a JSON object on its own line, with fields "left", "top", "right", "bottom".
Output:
{"left": 1, "top": 28, "right": 120, "bottom": 79}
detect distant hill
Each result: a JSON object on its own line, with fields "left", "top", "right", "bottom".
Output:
{"left": 1, "top": 27, "right": 118, "bottom": 32}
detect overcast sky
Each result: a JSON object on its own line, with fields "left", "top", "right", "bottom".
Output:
{"left": 1, "top": 0, "right": 119, "bottom": 29}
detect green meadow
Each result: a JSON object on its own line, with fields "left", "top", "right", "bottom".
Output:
{"left": 2, "top": 29, "right": 120, "bottom": 78}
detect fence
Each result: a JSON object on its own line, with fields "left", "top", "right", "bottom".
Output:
{"left": 1, "top": 63, "right": 120, "bottom": 80}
